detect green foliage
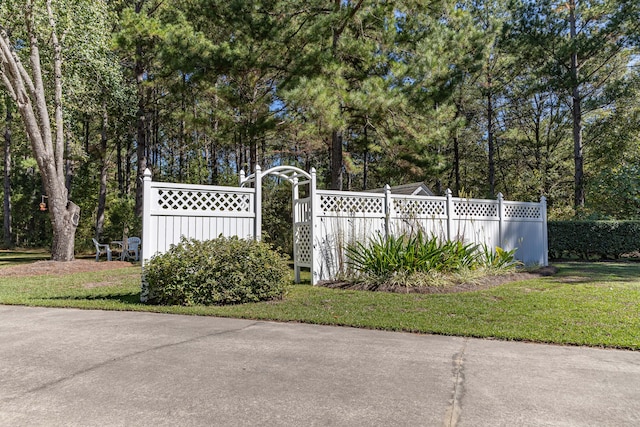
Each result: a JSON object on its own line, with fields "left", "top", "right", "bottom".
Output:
{"left": 586, "top": 163, "right": 640, "bottom": 219}
{"left": 481, "top": 245, "right": 520, "bottom": 269}
{"left": 346, "top": 232, "right": 517, "bottom": 283}
{"left": 548, "top": 221, "right": 640, "bottom": 259}
{"left": 145, "top": 236, "right": 289, "bottom": 306}
{"left": 103, "top": 196, "right": 141, "bottom": 241}
{"left": 261, "top": 181, "right": 293, "bottom": 256}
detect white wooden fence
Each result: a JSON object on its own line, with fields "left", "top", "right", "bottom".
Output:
{"left": 313, "top": 187, "right": 548, "bottom": 281}
{"left": 142, "top": 166, "right": 548, "bottom": 290}
{"left": 141, "top": 169, "right": 257, "bottom": 263}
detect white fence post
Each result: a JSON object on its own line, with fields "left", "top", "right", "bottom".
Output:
{"left": 254, "top": 165, "right": 262, "bottom": 240}
{"left": 292, "top": 177, "right": 300, "bottom": 283}
{"left": 239, "top": 169, "right": 245, "bottom": 186}
{"left": 310, "top": 168, "right": 319, "bottom": 285}
{"left": 446, "top": 189, "right": 453, "bottom": 241}
{"left": 140, "top": 168, "right": 153, "bottom": 303}
{"left": 141, "top": 168, "right": 153, "bottom": 267}
{"left": 541, "top": 195, "right": 548, "bottom": 266}
{"left": 497, "top": 192, "right": 504, "bottom": 247}
{"left": 384, "top": 184, "right": 392, "bottom": 238}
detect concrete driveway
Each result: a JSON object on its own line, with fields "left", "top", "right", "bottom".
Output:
{"left": 0, "top": 305, "right": 638, "bottom": 426}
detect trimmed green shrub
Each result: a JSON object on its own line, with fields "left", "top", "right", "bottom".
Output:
{"left": 145, "top": 236, "right": 290, "bottom": 306}
{"left": 548, "top": 220, "right": 640, "bottom": 259}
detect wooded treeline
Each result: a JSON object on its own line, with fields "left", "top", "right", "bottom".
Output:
{"left": 1, "top": 0, "right": 639, "bottom": 254}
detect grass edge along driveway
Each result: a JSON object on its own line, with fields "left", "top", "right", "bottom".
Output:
{"left": 0, "top": 262, "right": 638, "bottom": 350}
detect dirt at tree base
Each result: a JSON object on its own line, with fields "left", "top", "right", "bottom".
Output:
{"left": 0, "top": 260, "right": 135, "bottom": 277}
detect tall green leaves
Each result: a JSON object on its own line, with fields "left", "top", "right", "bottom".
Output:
{"left": 346, "top": 231, "right": 518, "bottom": 284}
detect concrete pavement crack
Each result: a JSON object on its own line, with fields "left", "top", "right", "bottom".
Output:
{"left": 2, "top": 321, "right": 261, "bottom": 402}
{"left": 444, "top": 338, "right": 468, "bottom": 427}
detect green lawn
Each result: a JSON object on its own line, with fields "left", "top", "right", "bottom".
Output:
{"left": 0, "top": 261, "right": 638, "bottom": 350}
{"left": 0, "top": 249, "right": 51, "bottom": 266}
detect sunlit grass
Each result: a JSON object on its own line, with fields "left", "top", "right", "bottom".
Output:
{"left": 0, "top": 261, "right": 638, "bottom": 349}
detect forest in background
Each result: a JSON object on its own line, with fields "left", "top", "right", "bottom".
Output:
{"left": 1, "top": 0, "right": 639, "bottom": 255}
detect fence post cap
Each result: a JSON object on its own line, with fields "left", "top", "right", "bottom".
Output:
{"left": 143, "top": 168, "right": 152, "bottom": 180}
{"left": 445, "top": 188, "right": 452, "bottom": 196}
{"left": 497, "top": 192, "right": 504, "bottom": 200}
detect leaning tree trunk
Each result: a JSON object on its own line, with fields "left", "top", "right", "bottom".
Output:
{"left": 0, "top": 1, "right": 79, "bottom": 261}
{"left": 3, "top": 98, "right": 12, "bottom": 248}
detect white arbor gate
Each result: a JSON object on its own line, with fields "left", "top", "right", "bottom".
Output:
{"left": 142, "top": 166, "right": 548, "bottom": 294}
{"left": 239, "top": 165, "right": 315, "bottom": 283}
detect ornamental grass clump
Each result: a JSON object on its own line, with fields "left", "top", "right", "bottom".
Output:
{"left": 345, "top": 232, "right": 519, "bottom": 288}
{"left": 145, "top": 236, "right": 290, "bottom": 306}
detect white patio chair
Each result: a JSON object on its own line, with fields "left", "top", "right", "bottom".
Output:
{"left": 123, "top": 237, "right": 141, "bottom": 261}
{"left": 92, "top": 238, "right": 112, "bottom": 261}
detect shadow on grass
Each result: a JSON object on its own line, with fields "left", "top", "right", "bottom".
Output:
{"left": 555, "top": 262, "right": 640, "bottom": 284}
{"left": 46, "top": 292, "right": 142, "bottom": 305}
{"left": 0, "top": 251, "right": 50, "bottom": 265}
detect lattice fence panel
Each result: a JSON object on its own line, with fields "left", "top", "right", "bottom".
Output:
{"left": 294, "top": 224, "right": 312, "bottom": 265}
{"left": 393, "top": 198, "right": 446, "bottom": 216}
{"left": 157, "top": 189, "right": 251, "bottom": 212}
{"left": 319, "top": 194, "right": 384, "bottom": 215}
{"left": 504, "top": 204, "right": 541, "bottom": 219}
{"left": 453, "top": 200, "right": 498, "bottom": 218}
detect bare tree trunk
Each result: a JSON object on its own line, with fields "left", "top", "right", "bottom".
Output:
{"left": 569, "top": 0, "right": 584, "bottom": 209}
{"left": 134, "top": 57, "right": 146, "bottom": 216}
{"left": 125, "top": 138, "right": 132, "bottom": 195}
{"left": 133, "top": 0, "right": 148, "bottom": 216}
{"left": 3, "top": 98, "right": 12, "bottom": 248}
{"left": 330, "top": 130, "right": 343, "bottom": 190}
{"left": 453, "top": 133, "right": 461, "bottom": 196}
{"left": 96, "top": 105, "right": 108, "bottom": 240}
{"left": 487, "top": 76, "right": 495, "bottom": 199}
{"left": 116, "top": 137, "right": 123, "bottom": 194}
{"left": 362, "top": 125, "right": 369, "bottom": 191}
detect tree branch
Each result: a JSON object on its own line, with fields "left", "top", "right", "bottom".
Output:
{"left": 25, "top": 0, "right": 55, "bottom": 159}
{"left": 46, "top": 0, "right": 65, "bottom": 181}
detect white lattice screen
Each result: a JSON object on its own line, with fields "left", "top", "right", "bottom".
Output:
{"left": 453, "top": 200, "right": 498, "bottom": 217}
{"left": 504, "top": 203, "right": 541, "bottom": 219}
{"left": 319, "top": 194, "right": 384, "bottom": 215}
{"left": 157, "top": 189, "right": 251, "bottom": 213}
{"left": 393, "top": 198, "right": 446, "bottom": 216}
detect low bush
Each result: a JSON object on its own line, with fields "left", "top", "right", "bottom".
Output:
{"left": 548, "top": 221, "right": 640, "bottom": 259}
{"left": 145, "top": 236, "right": 290, "bottom": 306}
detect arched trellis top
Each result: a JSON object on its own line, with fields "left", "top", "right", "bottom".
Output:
{"left": 237, "top": 165, "right": 317, "bottom": 284}
{"left": 240, "top": 165, "right": 314, "bottom": 187}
